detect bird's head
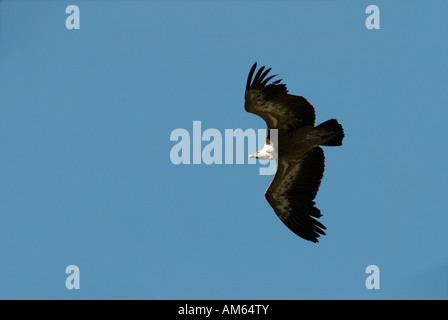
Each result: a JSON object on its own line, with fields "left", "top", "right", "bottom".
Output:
{"left": 249, "top": 149, "right": 275, "bottom": 160}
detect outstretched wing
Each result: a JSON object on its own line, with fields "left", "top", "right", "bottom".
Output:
{"left": 265, "top": 147, "right": 326, "bottom": 242}
{"left": 245, "top": 62, "right": 316, "bottom": 134}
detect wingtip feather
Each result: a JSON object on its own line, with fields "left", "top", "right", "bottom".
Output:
{"left": 246, "top": 62, "right": 258, "bottom": 90}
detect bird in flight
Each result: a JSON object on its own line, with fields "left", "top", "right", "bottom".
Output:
{"left": 245, "top": 62, "right": 344, "bottom": 243}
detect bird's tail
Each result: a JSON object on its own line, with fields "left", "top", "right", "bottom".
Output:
{"left": 317, "top": 119, "right": 344, "bottom": 146}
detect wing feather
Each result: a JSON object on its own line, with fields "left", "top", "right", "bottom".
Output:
{"left": 245, "top": 62, "right": 316, "bottom": 133}
{"left": 265, "top": 147, "right": 326, "bottom": 242}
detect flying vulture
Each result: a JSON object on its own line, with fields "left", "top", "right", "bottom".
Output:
{"left": 245, "top": 62, "right": 344, "bottom": 243}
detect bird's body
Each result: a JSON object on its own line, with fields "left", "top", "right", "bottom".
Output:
{"left": 244, "top": 62, "right": 344, "bottom": 243}
{"left": 250, "top": 125, "right": 319, "bottom": 160}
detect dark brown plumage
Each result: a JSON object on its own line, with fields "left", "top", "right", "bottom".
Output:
{"left": 245, "top": 62, "right": 344, "bottom": 242}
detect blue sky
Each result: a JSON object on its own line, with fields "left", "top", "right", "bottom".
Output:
{"left": 0, "top": 0, "right": 447, "bottom": 299}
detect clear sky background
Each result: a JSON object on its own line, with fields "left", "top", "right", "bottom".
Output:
{"left": 0, "top": 0, "right": 447, "bottom": 299}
